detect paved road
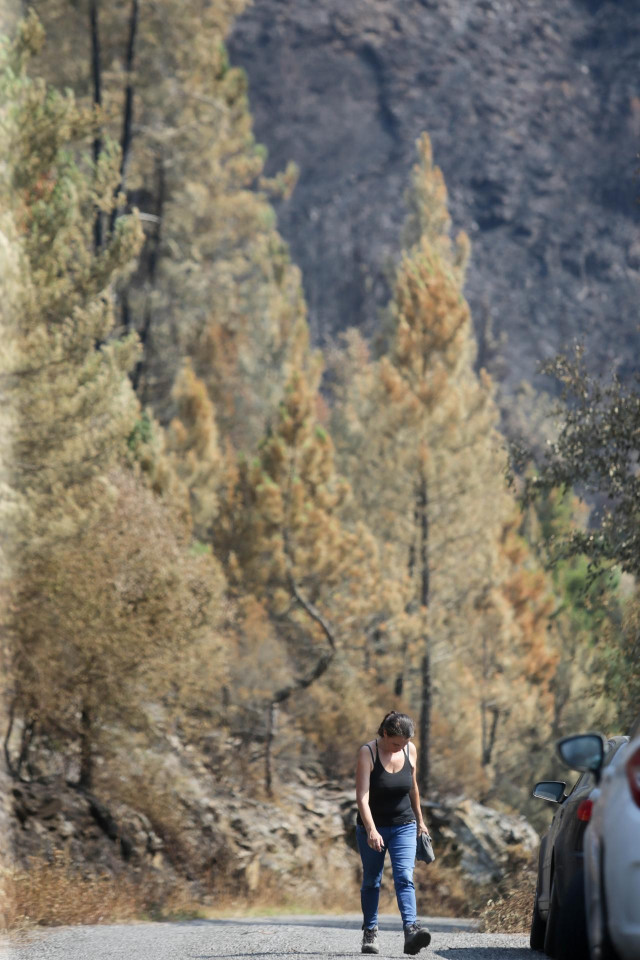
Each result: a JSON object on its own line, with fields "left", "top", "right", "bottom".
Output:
{"left": 3, "top": 914, "right": 543, "bottom": 960}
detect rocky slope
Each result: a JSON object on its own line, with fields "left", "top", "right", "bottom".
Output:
{"left": 228, "top": 0, "right": 640, "bottom": 405}
{"left": 9, "top": 736, "right": 539, "bottom": 916}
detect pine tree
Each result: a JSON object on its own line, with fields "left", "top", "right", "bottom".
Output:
{"left": 522, "top": 488, "right": 621, "bottom": 736}
{"left": 332, "top": 137, "right": 493, "bottom": 789}
{"left": 0, "top": 12, "right": 143, "bottom": 566}
{"left": 0, "top": 10, "right": 27, "bottom": 878}
{"left": 605, "top": 590, "right": 640, "bottom": 732}
{"left": 7, "top": 469, "right": 223, "bottom": 787}
{"left": 330, "top": 135, "right": 558, "bottom": 795}
{"left": 514, "top": 346, "right": 640, "bottom": 577}
{"left": 28, "top": 0, "right": 302, "bottom": 451}
{"left": 0, "top": 19, "right": 225, "bottom": 788}
{"left": 216, "top": 322, "right": 404, "bottom": 788}
{"left": 165, "top": 360, "right": 223, "bottom": 540}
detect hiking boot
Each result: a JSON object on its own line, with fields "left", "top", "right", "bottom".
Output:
{"left": 403, "top": 923, "right": 431, "bottom": 955}
{"left": 361, "top": 926, "right": 379, "bottom": 954}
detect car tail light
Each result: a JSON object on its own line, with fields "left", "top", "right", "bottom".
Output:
{"left": 577, "top": 799, "right": 593, "bottom": 822}
{"left": 626, "top": 745, "right": 640, "bottom": 807}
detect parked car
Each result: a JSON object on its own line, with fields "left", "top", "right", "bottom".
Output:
{"left": 558, "top": 719, "right": 640, "bottom": 960}
{"left": 530, "top": 735, "right": 629, "bottom": 959}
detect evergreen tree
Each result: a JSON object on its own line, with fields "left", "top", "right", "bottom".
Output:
{"left": 0, "top": 19, "right": 226, "bottom": 789}
{"left": 7, "top": 470, "right": 223, "bottom": 787}
{"left": 0, "top": 7, "right": 27, "bottom": 877}
{"left": 217, "top": 323, "right": 409, "bottom": 787}
{"left": 28, "top": 0, "right": 302, "bottom": 451}
{"left": 605, "top": 590, "right": 640, "bottom": 732}
{"left": 522, "top": 487, "right": 622, "bottom": 734}
{"left": 0, "top": 12, "right": 143, "bottom": 566}
{"left": 514, "top": 346, "right": 640, "bottom": 577}
{"left": 511, "top": 348, "right": 639, "bottom": 734}
{"left": 165, "top": 360, "right": 223, "bottom": 540}
{"left": 330, "top": 136, "right": 558, "bottom": 795}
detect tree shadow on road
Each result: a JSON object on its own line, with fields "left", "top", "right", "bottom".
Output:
{"left": 187, "top": 918, "right": 476, "bottom": 933}
{"left": 190, "top": 953, "right": 352, "bottom": 959}
{"left": 437, "top": 952, "right": 539, "bottom": 958}
{"left": 191, "top": 950, "right": 538, "bottom": 960}
{"left": 191, "top": 953, "right": 386, "bottom": 960}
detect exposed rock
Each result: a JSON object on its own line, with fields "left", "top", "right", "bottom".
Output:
{"left": 228, "top": 0, "right": 640, "bottom": 409}
{"left": 11, "top": 781, "right": 170, "bottom": 899}
{"left": 8, "top": 738, "right": 539, "bottom": 905}
{"left": 342, "top": 793, "right": 538, "bottom": 886}
{"left": 427, "top": 797, "right": 539, "bottom": 884}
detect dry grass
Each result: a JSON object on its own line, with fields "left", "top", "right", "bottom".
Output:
{"left": 203, "top": 879, "right": 361, "bottom": 920}
{"left": 0, "top": 851, "right": 362, "bottom": 933}
{"left": 0, "top": 851, "right": 205, "bottom": 933}
{"left": 415, "top": 860, "right": 480, "bottom": 918}
{"left": 475, "top": 856, "right": 537, "bottom": 933}
{"left": 1, "top": 840, "right": 538, "bottom": 934}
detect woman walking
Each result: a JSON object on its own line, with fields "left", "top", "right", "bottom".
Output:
{"left": 355, "top": 711, "right": 432, "bottom": 955}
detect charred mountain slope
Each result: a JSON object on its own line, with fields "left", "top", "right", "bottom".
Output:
{"left": 228, "top": 0, "right": 640, "bottom": 401}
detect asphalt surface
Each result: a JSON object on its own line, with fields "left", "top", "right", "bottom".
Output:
{"left": 3, "top": 913, "right": 543, "bottom": 960}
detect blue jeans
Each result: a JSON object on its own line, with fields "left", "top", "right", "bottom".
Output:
{"left": 356, "top": 822, "right": 417, "bottom": 929}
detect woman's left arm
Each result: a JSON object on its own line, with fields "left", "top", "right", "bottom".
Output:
{"left": 409, "top": 742, "right": 429, "bottom": 835}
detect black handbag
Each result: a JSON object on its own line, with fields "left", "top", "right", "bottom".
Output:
{"left": 416, "top": 831, "right": 435, "bottom": 864}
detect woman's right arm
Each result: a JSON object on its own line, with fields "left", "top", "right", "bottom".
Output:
{"left": 356, "top": 745, "right": 384, "bottom": 851}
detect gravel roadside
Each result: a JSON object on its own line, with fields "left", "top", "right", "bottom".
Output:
{"left": 3, "top": 913, "right": 543, "bottom": 960}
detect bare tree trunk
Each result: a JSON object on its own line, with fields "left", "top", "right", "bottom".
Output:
{"left": 479, "top": 623, "right": 501, "bottom": 768}
{"left": 480, "top": 631, "right": 488, "bottom": 765}
{"left": 550, "top": 625, "right": 571, "bottom": 743}
{"left": 109, "top": 0, "right": 140, "bottom": 235}
{"left": 416, "top": 472, "right": 432, "bottom": 795}
{"left": 265, "top": 701, "right": 277, "bottom": 798}
{"left": 408, "top": 498, "right": 418, "bottom": 580}
{"left": 4, "top": 698, "right": 35, "bottom": 782}
{"left": 481, "top": 704, "right": 501, "bottom": 767}
{"left": 0, "top": 687, "right": 14, "bottom": 909}
{"left": 399, "top": 500, "right": 421, "bottom": 697}
{"left": 262, "top": 570, "right": 338, "bottom": 796}
{"left": 132, "top": 155, "right": 165, "bottom": 392}
{"left": 17, "top": 717, "right": 34, "bottom": 780}
{"left": 79, "top": 705, "right": 93, "bottom": 790}
{"left": 3, "top": 699, "right": 16, "bottom": 779}
{"left": 121, "top": 289, "right": 131, "bottom": 332}
{"left": 417, "top": 651, "right": 431, "bottom": 795}
{"left": 418, "top": 475, "right": 429, "bottom": 609}
{"left": 89, "top": 0, "right": 103, "bottom": 252}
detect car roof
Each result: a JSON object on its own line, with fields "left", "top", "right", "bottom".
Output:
{"left": 607, "top": 735, "right": 630, "bottom": 748}
{"left": 583, "top": 735, "right": 626, "bottom": 770}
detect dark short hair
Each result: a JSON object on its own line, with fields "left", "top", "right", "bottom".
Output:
{"left": 378, "top": 711, "right": 415, "bottom": 738}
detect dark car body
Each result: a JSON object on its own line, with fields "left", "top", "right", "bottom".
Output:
{"left": 531, "top": 736, "right": 629, "bottom": 959}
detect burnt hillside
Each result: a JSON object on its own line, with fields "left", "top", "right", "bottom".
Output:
{"left": 229, "top": 0, "right": 640, "bottom": 404}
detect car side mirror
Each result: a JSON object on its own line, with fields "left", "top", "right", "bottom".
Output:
{"left": 556, "top": 733, "right": 606, "bottom": 781}
{"left": 533, "top": 780, "right": 566, "bottom": 803}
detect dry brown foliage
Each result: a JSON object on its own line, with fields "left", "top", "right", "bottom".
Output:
{"left": 475, "top": 856, "right": 537, "bottom": 933}
{"left": 0, "top": 831, "right": 538, "bottom": 933}
{"left": 7, "top": 468, "right": 226, "bottom": 784}
{"left": 1, "top": 851, "right": 201, "bottom": 931}
{"left": 0, "top": 853, "right": 361, "bottom": 932}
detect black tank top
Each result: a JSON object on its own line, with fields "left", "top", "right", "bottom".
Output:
{"left": 357, "top": 741, "right": 415, "bottom": 828}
